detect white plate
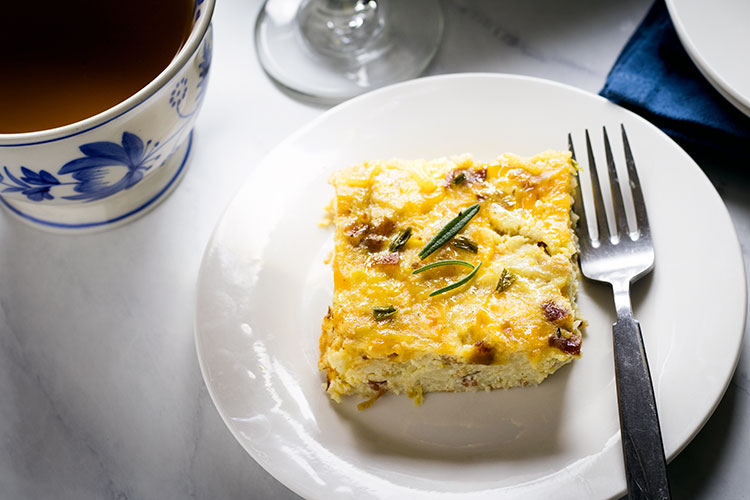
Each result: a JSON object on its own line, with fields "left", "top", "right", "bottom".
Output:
{"left": 666, "top": 0, "right": 750, "bottom": 116}
{"left": 195, "top": 74, "right": 746, "bottom": 500}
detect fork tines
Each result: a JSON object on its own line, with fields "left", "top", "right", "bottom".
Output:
{"left": 568, "top": 125, "right": 650, "bottom": 246}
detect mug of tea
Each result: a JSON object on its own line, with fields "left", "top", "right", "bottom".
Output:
{"left": 0, "top": 0, "right": 215, "bottom": 232}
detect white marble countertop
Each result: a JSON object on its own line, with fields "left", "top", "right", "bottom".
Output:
{"left": 1, "top": 0, "right": 748, "bottom": 498}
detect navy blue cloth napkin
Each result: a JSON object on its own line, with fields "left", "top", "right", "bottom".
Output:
{"left": 600, "top": 0, "right": 750, "bottom": 158}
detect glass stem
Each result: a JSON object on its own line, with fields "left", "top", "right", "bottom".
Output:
{"left": 297, "top": 0, "right": 386, "bottom": 59}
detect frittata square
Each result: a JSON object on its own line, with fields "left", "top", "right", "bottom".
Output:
{"left": 320, "top": 152, "right": 583, "bottom": 406}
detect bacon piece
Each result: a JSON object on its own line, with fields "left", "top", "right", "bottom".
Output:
{"left": 345, "top": 217, "right": 395, "bottom": 251}
{"left": 344, "top": 223, "right": 369, "bottom": 245}
{"left": 548, "top": 333, "right": 581, "bottom": 355}
{"left": 368, "top": 380, "right": 388, "bottom": 392}
{"left": 469, "top": 341, "right": 495, "bottom": 365}
{"left": 371, "top": 217, "right": 395, "bottom": 235}
{"left": 542, "top": 301, "right": 567, "bottom": 322}
{"left": 372, "top": 252, "right": 400, "bottom": 265}
{"left": 473, "top": 168, "right": 487, "bottom": 182}
{"left": 445, "top": 167, "right": 488, "bottom": 186}
{"left": 360, "top": 234, "right": 386, "bottom": 252}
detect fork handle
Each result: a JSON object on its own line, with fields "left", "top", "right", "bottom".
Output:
{"left": 613, "top": 314, "right": 671, "bottom": 500}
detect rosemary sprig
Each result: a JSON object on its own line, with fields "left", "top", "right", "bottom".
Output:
{"left": 389, "top": 227, "right": 412, "bottom": 252}
{"left": 429, "top": 261, "right": 483, "bottom": 297}
{"left": 373, "top": 306, "right": 397, "bottom": 320}
{"left": 412, "top": 259, "right": 474, "bottom": 275}
{"left": 418, "top": 203, "right": 480, "bottom": 260}
{"left": 452, "top": 236, "right": 478, "bottom": 253}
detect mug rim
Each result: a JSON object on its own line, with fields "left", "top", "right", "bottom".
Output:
{"left": 0, "top": 0, "right": 216, "bottom": 146}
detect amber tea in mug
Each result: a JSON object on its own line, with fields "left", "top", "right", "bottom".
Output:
{"left": 1, "top": 0, "right": 194, "bottom": 134}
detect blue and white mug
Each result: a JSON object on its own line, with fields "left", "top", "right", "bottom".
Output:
{"left": 0, "top": 0, "right": 215, "bottom": 233}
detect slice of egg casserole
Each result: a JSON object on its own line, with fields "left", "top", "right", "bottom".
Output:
{"left": 320, "top": 151, "right": 584, "bottom": 408}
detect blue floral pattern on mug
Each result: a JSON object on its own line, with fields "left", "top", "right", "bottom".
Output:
{"left": 170, "top": 77, "right": 190, "bottom": 112}
{"left": 194, "top": 0, "right": 205, "bottom": 21}
{"left": 0, "top": 167, "right": 61, "bottom": 202}
{"left": 197, "top": 37, "right": 212, "bottom": 97}
{"left": 0, "top": 31, "right": 212, "bottom": 204}
{"left": 59, "top": 132, "right": 158, "bottom": 202}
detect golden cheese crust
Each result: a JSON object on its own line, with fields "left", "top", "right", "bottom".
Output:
{"left": 320, "top": 152, "right": 583, "bottom": 405}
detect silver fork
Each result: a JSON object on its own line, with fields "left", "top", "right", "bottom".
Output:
{"left": 569, "top": 126, "right": 671, "bottom": 500}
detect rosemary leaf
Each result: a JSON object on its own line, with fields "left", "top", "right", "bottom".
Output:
{"left": 452, "top": 236, "right": 478, "bottom": 253}
{"left": 495, "top": 268, "right": 516, "bottom": 293}
{"left": 418, "top": 203, "right": 481, "bottom": 260}
{"left": 412, "top": 259, "right": 474, "bottom": 275}
{"left": 430, "top": 261, "right": 483, "bottom": 297}
{"left": 373, "top": 305, "right": 397, "bottom": 320}
{"left": 388, "top": 227, "right": 412, "bottom": 252}
{"left": 453, "top": 172, "right": 466, "bottom": 185}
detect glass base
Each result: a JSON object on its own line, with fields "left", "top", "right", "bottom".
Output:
{"left": 255, "top": 0, "right": 443, "bottom": 104}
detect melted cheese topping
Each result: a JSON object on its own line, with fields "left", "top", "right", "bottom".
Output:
{"left": 321, "top": 152, "right": 580, "bottom": 372}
